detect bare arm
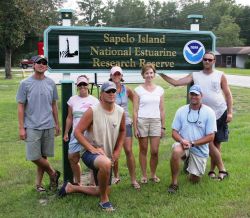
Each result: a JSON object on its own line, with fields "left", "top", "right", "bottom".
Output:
{"left": 221, "top": 74, "right": 233, "bottom": 122}
{"left": 158, "top": 73, "right": 193, "bottom": 86}
{"left": 172, "top": 129, "right": 215, "bottom": 149}
{"left": 74, "top": 108, "right": 105, "bottom": 155}
{"left": 63, "top": 106, "right": 73, "bottom": 142}
{"left": 159, "top": 94, "right": 165, "bottom": 137}
{"left": 18, "top": 103, "right": 26, "bottom": 140}
{"left": 52, "top": 101, "right": 60, "bottom": 136}
{"left": 112, "top": 112, "right": 126, "bottom": 162}
{"left": 133, "top": 92, "right": 140, "bottom": 138}
{"left": 126, "top": 86, "right": 134, "bottom": 102}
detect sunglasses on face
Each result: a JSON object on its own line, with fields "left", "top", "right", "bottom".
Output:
{"left": 36, "top": 60, "right": 47, "bottom": 65}
{"left": 105, "top": 89, "right": 116, "bottom": 94}
{"left": 113, "top": 72, "right": 121, "bottom": 76}
{"left": 203, "top": 58, "right": 214, "bottom": 62}
{"left": 190, "top": 92, "right": 200, "bottom": 96}
{"left": 77, "top": 82, "right": 88, "bottom": 87}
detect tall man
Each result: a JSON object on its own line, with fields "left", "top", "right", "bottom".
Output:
{"left": 168, "top": 85, "right": 217, "bottom": 193}
{"left": 159, "top": 51, "right": 233, "bottom": 180}
{"left": 58, "top": 81, "right": 126, "bottom": 212}
{"left": 16, "top": 55, "right": 61, "bottom": 192}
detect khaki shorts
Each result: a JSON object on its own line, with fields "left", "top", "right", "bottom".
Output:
{"left": 172, "top": 142, "right": 207, "bottom": 177}
{"left": 25, "top": 128, "right": 54, "bottom": 161}
{"left": 137, "top": 117, "right": 161, "bottom": 137}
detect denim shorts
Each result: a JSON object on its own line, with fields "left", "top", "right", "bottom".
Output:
{"left": 68, "top": 134, "right": 82, "bottom": 154}
{"left": 81, "top": 150, "right": 112, "bottom": 185}
{"left": 126, "top": 124, "right": 133, "bottom": 137}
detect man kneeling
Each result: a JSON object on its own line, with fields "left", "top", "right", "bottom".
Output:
{"left": 58, "top": 81, "right": 125, "bottom": 211}
{"left": 168, "top": 85, "right": 217, "bottom": 194}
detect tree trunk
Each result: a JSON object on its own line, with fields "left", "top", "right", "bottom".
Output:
{"left": 5, "top": 46, "right": 12, "bottom": 79}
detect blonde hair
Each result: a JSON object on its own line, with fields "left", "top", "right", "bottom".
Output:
{"left": 141, "top": 63, "right": 156, "bottom": 77}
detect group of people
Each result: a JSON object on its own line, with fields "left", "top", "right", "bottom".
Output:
{"left": 16, "top": 51, "right": 233, "bottom": 211}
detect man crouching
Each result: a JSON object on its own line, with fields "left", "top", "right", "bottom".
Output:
{"left": 168, "top": 85, "right": 217, "bottom": 194}
{"left": 58, "top": 81, "right": 125, "bottom": 211}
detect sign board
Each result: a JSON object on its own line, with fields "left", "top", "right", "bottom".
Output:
{"left": 44, "top": 26, "right": 216, "bottom": 73}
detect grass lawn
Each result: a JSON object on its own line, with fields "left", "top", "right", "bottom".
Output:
{"left": 0, "top": 72, "right": 250, "bottom": 218}
{"left": 218, "top": 67, "right": 250, "bottom": 76}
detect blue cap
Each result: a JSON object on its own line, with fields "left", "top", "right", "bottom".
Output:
{"left": 189, "top": 84, "right": 202, "bottom": 95}
{"left": 101, "top": 81, "right": 117, "bottom": 92}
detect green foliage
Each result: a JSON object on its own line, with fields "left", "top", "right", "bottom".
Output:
{"left": 244, "top": 59, "right": 250, "bottom": 69}
{"left": 214, "top": 15, "right": 244, "bottom": 46}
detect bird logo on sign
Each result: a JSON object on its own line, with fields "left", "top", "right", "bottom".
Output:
{"left": 183, "top": 40, "right": 205, "bottom": 64}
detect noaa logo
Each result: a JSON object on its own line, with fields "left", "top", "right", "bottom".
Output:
{"left": 183, "top": 40, "right": 205, "bottom": 64}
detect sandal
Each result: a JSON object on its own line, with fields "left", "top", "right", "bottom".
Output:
{"left": 149, "top": 177, "right": 160, "bottom": 183}
{"left": 208, "top": 171, "right": 217, "bottom": 179}
{"left": 168, "top": 184, "right": 179, "bottom": 194}
{"left": 36, "top": 185, "right": 46, "bottom": 193}
{"left": 113, "top": 177, "right": 121, "bottom": 184}
{"left": 99, "top": 201, "right": 115, "bottom": 212}
{"left": 131, "top": 182, "right": 141, "bottom": 190}
{"left": 217, "top": 171, "right": 229, "bottom": 181}
{"left": 140, "top": 177, "right": 148, "bottom": 184}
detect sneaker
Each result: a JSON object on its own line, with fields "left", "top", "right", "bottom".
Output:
{"left": 50, "top": 170, "right": 61, "bottom": 191}
{"left": 167, "top": 184, "right": 179, "bottom": 194}
{"left": 99, "top": 201, "right": 115, "bottom": 212}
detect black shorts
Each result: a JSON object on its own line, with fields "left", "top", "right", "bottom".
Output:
{"left": 215, "top": 110, "right": 229, "bottom": 143}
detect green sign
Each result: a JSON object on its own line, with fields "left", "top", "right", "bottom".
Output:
{"left": 44, "top": 26, "right": 215, "bottom": 73}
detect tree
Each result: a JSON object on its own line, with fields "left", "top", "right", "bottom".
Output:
{"left": 145, "top": 0, "right": 162, "bottom": 28}
{"left": 0, "top": 0, "right": 62, "bottom": 79}
{"left": 78, "top": 0, "right": 105, "bottom": 26}
{"left": 214, "top": 15, "right": 244, "bottom": 46}
{"left": 111, "top": 0, "right": 147, "bottom": 28}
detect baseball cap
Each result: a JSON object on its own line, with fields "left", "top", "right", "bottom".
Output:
{"left": 76, "top": 76, "right": 89, "bottom": 85}
{"left": 31, "top": 55, "right": 47, "bottom": 63}
{"left": 189, "top": 84, "right": 202, "bottom": 95}
{"left": 101, "top": 81, "right": 117, "bottom": 92}
{"left": 110, "top": 66, "right": 123, "bottom": 75}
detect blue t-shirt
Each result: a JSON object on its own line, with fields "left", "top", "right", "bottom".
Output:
{"left": 16, "top": 75, "right": 58, "bottom": 130}
{"left": 172, "top": 104, "right": 217, "bottom": 158}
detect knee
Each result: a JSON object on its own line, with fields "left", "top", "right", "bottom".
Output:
{"left": 68, "top": 154, "right": 80, "bottom": 164}
{"left": 189, "top": 175, "right": 200, "bottom": 183}
{"left": 124, "top": 147, "right": 133, "bottom": 157}
{"left": 99, "top": 158, "right": 112, "bottom": 172}
{"left": 150, "top": 150, "right": 158, "bottom": 158}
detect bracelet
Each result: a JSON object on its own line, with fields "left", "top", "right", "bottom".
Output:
{"left": 161, "top": 127, "right": 166, "bottom": 130}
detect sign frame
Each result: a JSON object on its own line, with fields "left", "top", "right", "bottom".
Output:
{"left": 44, "top": 26, "right": 216, "bottom": 74}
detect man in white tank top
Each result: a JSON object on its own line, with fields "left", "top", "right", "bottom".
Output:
{"left": 159, "top": 51, "right": 233, "bottom": 181}
{"left": 58, "top": 81, "right": 126, "bottom": 212}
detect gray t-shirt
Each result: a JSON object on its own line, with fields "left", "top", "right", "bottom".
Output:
{"left": 16, "top": 75, "right": 58, "bottom": 130}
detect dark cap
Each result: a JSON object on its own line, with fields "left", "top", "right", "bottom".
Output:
{"left": 31, "top": 55, "right": 47, "bottom": 63}
{"left": 101, "top": 81, "right": 117, "bottom": 92}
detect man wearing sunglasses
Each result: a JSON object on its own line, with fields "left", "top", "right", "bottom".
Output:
{"left": 159, "top": 51, "right": 233, "bottom": 181}
{"left": 16, "top": 55, "right": 60, "bottom": 192}
{"left": 58, "top": 81, "right": 126, "bottom": 212}
{"left": 168, "top": 85, "right": 216, "bottom": 193}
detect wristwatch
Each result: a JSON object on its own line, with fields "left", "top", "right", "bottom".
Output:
{"left": 191, "top": 141, "right": 195, "bottom": 147}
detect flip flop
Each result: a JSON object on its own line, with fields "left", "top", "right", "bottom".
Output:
{"left": 208, "top": 171, "right": 217, "bottom": 179}
{"left": 140, "top": 177, "right": 148, "bottom": 184}
{"left": 57, "top": 182, "right": 68, "bottom": 197}
{"left": 149, "top": 177, "right": 160, "bottom": 183}
{"left": 36, "top": 185, "right": 46, "bottom": 193}
{"left": 113, "top": 177, "right": 121, "bottom": 184}
{"left": 99, "top": 201, "right": 115, "bottom": 212}
{"left": 217, "top": 171, "right": 229, "bottom": 181}
{"left": 131, "top": 182, "right": 141, "bottom": 190}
